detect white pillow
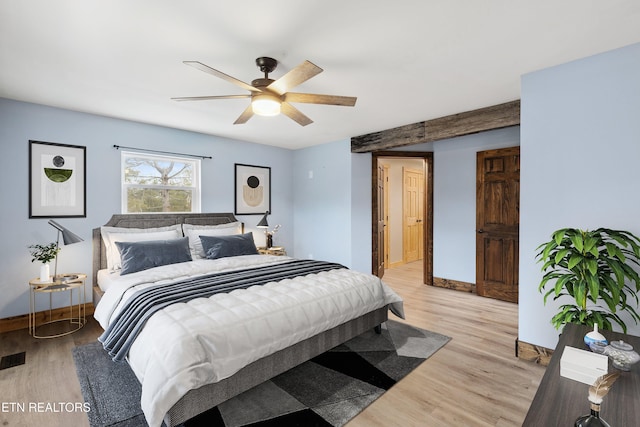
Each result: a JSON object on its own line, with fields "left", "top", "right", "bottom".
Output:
{"left": 182, "top": 222, "right": 243, "bottom": 258}
{"left": 101, "top": 224, "right": 182, "bottom": 271}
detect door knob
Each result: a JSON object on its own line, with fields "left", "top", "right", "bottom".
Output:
{"left": 477, "top": 229, "right": 484, "bottom": 233}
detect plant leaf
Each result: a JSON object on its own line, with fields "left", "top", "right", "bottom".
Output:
{"left": 568, "top": 254, "right": 583, "bottom": 270}
{"left": 554, "top": 248, "right": 570, "bottom": 264}
{"left": 584, "top": 235, "right": 598, "bottom": 254}
{"left": 570, "top": 232, "right": 584, "bottom": 252}
{"left": 553, "top": 229, "right": 568, "bottom": 246}
{"left": 586, "top": 274, "right": 600, "bottom": 303}
{"left": 586, "top": 259, "right": 598, "bottom": 276}
{"left": 575, "top": 282, "right": 587, "bottom": 309}
{"left": 541, "top": 241, "right": 558, "bottom": 263}
{"left": 601, "top": 292, "right": 617, "bottom": 313}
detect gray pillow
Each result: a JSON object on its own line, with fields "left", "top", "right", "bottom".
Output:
{"left": 200, "top": 232, "right": 259, "bottom": 260}
{"left": 115, "top": 237, "right": 192, "bottom": 275}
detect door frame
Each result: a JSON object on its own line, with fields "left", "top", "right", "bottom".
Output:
{"left": 371, "top": 151, "right": 433, "bottom": 285}
{"left": 383, "top": 164, "right": 390, "bottom": 270}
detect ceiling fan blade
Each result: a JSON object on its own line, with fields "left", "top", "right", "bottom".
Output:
{"left": 171, "top": 94, "right": 251, "bottom": 102}
{"left": 284, "top": 92, "right": 357, "bottom": 106}
{"left": 267, "top": 60, "right": 323, "bottom": 95}
{"left": 280, "top": 102, "right": 313, "bottom": 126}
{"left": 183, "top": 61, "right": 260, "bottom": 93}
{"left": 233, "top": 104, "right": 254, "bottom": 125}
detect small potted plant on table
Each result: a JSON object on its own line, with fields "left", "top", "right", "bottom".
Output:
{"left": 29, "top": 242, "right": 60, "bottom": 281}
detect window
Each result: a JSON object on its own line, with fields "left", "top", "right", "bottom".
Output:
{"left": 121, "top": 152, "right": 201, "bottom": 213}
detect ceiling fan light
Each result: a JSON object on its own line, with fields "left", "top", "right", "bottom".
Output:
{"left": 252, "top": 93, "right": 281, "bottom": 116}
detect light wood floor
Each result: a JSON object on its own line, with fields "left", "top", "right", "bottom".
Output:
{"left": 0, "top": 262, "right": 545, "bottom": 427}
{"left": 348, "top": 262, "right": 546, "bottom": 426}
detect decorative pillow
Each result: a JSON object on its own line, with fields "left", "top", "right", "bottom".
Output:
{"left": 115, "top": 237, "right": 192, "bottom": 275}
{"left": 101, "top": 224, "right": 182, "bottom": 271}
{"left": 200, "top": 232, "right": 258, "bottom": 260}
{"left": 183, "top": 222, "right": 243, "bottom": 259}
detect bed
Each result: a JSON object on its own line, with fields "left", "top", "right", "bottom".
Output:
{"left": 91, "top": 213, "right": 404, "bottom": 427}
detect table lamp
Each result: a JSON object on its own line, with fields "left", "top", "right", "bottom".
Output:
{"left": 48, "top": 220, "right": 83, "bottom": 279}
{"left": 256, "top": 211, "right": 271, "bottom": 248}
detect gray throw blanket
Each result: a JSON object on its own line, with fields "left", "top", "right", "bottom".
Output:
{"left": 99, "top": 259, "right": 346, "bottom": 362}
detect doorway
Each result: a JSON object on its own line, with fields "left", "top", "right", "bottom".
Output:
{"left": 372, "top": 151, "right": 433, "bottom": 285}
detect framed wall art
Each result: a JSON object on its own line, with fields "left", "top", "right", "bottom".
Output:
{"left": 29, "top": 140, "right": 86, "bottom": 218}
{"left": 234, "top": 163, "right": 271, "bottom": 215}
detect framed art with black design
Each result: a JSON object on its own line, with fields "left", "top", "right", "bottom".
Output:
{"left": 234, "top": 163, "right": 271, "bottom": 215}
{"left": 29, "top": 140, "right": 86, "bottom": 218}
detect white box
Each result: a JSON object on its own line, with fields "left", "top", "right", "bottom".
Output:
{"left": 560, "top": 346, "right": 608, "bottom": 385}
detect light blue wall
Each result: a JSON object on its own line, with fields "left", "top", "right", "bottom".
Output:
{"left": 292, "top": 139, "right": 353, "bottom": 267}
{"left": 289, "top": 139, "right": 372, "bottom": 273}
{"left": 520, "top": 42, "right": 640, "bottom": 348}
{"left": 350, "top": 151, "right": 372, "bottom": 272}
{"left": 0, "top": 98, "right": 293, "bottom": 318}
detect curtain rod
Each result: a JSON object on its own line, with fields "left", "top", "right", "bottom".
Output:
{"left": 113, "top": 145, "right": 212, "bottom": 160}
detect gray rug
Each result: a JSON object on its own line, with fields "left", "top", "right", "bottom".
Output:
{"left": 73, "top": 320, "right": 450, "bottom": 427}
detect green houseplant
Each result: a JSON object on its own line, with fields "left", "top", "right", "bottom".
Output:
{"left": 536, "top": 228, "right": 640, "bottom": 332}
{"left": 28, "top": 242, "right": 60, "bottom": 264}
{"left": 29, "top": 242, "right": 60, "bottom": 281}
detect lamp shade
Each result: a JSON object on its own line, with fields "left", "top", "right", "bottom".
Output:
{"left": 257, "top": 211, "right": 270, "bottom": 228}
{"left": 48, "top": 220, "right": 83, "bottom": 245}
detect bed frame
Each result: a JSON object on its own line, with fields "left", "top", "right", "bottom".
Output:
{"left": 92, "top": 213, "right": 388, "bottom": 426}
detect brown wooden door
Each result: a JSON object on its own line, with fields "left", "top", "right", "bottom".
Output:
{"left": 476, "top": 146, "right": 520, "bottom": 303}
{"left": 376, "top": 162, "right": 386, "bottom": 278}
{"left": 403, "top": 168, "right": 424, "bottom": 263}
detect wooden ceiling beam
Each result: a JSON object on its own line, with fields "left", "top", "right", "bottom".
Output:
{"left": 351, "top": 100, "right": 520, "bottom": 153}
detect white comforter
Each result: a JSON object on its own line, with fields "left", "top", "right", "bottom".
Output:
{"left": 94, "top": 255, "right": 404, "bottom": 427}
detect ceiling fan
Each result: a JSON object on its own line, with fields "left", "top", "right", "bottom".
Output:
{"left": 172, "top": 57, "right": 357, "bottom": 126}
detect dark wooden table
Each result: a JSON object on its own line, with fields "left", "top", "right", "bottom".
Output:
{"left": 523, "top": 323, "right": 640, "bottom": 427}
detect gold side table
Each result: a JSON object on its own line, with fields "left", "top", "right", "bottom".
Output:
{"left": 257, "top": 246, "right": 287, "bottom": 256}
{"left": 28, "top": 273, "right": 86, "bottom": 339}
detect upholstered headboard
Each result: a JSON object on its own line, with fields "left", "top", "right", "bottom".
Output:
{"left": 92, "top": 213, "right": 240, "bottom": 284}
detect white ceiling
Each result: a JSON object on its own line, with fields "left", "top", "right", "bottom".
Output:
{"left": 1, "top": 1, "right": 639, "bottom": 150}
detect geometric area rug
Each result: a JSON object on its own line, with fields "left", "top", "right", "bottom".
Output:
{"left": 72, "top": 320, "right": 450, "bottom": 427}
